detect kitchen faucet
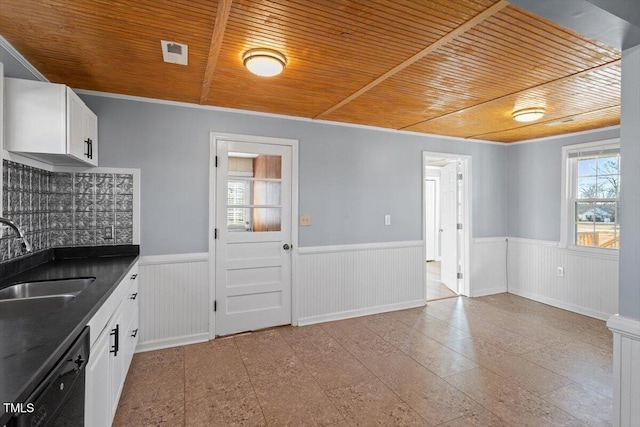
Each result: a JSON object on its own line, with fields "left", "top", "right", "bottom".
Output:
{"left": 0, "top": 217, "right": 32, "bottom": 253}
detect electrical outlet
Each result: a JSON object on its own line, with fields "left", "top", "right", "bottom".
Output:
{"left": 104, "top": 226, "right": 114, "bottom": 240}
{"left": 556, "top": 267, "right": 564, "bottom": 278}
{"left": 300, "top": 215, "right": 311, "bottom": 226}
{"left": 384, "top": 214, "right": 391, "bottom": 226}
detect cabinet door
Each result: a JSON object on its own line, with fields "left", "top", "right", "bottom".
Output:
{"left": 84, "top": 107, "right": 98, "bottom": 166}
{"left": 109, "top": 302, "right": 128, "bottom": 419}
{"left": 85, "top": 327, "right": 111, "bottom": 427}
{"left": 66, "top": 88, "right": 87, "bottom": 163}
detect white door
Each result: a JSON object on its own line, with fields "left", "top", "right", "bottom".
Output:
{"left": 440, "top": 162, "right": 458, "bottom": 292}
{"left": 425, "top": 179, "right": 437, "bottom": 261}
{"left": 215, "top": 140, "right": 292, "bottom": 335}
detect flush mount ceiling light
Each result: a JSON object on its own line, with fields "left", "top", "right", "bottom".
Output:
{"left": 243, "top": 48, "right": 286, "bottom": 77}
{"left": 512, "top": 107, "right": 546, "bottom": 123}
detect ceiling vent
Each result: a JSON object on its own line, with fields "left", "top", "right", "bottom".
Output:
{"left": 161, "top": 40, "right": 188, "bottom": 65}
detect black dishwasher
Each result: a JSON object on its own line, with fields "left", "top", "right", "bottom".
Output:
{"left": 8, "top": 327, "right": 90, "bottom": 427}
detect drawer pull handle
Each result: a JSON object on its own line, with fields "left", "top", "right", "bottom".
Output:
{"left": 131, "top": 329, "right": 138, "bottom": 338}
{"left": 130, "top": 274, "right": 137, "bottom": 280}
{"left": 110, "top": 324, "right": 119, "bottom": 356}
{"left": 130, "top": 293, "right": 138, "bottom": 300}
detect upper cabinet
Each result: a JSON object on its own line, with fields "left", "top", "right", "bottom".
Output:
{"left": 4, "top": 78, "right": 98, "bottom": 166}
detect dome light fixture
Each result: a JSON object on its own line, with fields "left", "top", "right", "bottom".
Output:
{"left": 512, "top": 107, "right": 546, "bottom": 123}
{"left": 243, "top": 48, "right": 287, "bottom": 77}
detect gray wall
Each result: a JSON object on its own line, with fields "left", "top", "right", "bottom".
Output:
{"left": 506, "top": 127, "right": 620, "bottom": 241}
{"left": 0, "top": 42, "right": 41, "bottom": 81}
{"left": 619, "top": 45, "right": 640, "bottom": 320}
{"left": 80, "top": 95, "right": 508, "bottom": 255}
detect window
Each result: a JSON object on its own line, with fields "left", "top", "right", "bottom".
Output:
{"left": 563, "top": 140, "right": 620, "bottom": 250}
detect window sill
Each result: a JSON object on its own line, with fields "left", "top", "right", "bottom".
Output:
{"left": 559, "top": 244, "right": 619, "bottom": 260}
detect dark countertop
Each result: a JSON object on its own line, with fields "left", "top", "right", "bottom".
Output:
{"left": 0, "top": 247, "right": 139, "bottom": 425}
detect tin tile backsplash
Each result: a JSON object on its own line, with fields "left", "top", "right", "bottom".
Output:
{"left": 1, "top": 160, "right": 134, "bottom": 262}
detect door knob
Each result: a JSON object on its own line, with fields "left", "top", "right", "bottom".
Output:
{"left": 283, "top": 244, "right": 291, "bottom": 250}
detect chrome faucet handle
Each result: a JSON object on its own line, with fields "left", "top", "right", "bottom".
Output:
{"left": 0, "top": 217, "right": 33, "bottom": 253}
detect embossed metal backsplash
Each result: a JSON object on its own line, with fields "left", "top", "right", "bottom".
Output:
{"left": 1, "top": 160, "right": 134, "bottom": 262}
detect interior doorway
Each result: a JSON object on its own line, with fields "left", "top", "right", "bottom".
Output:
{"left": 423, "top": 152, "right": 472, "bottom": 301}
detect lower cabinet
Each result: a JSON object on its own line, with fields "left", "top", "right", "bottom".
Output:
{"left": 85, "top": 262, "right": 139, "bottom": 427}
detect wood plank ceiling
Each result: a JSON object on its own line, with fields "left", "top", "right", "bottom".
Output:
{"left": 0, "top": 0, "right": 621, "bottom": 143}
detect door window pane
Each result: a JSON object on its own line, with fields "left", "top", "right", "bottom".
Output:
{"left": 227, "top": 208, "right": 281, "bottom": 232}
{"left": 227, "top": 153, "right": 282, "bottom": 232}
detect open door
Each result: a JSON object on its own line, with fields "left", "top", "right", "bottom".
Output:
{"left": 440, "top": 161, "right": 459, "bottom": 293}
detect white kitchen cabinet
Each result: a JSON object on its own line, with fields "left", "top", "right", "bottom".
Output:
{"left": 4, "top": 77, "right": 98, "bottom": 166}
{"left": 85, "top": 262, "right": 139, "bottom": 426}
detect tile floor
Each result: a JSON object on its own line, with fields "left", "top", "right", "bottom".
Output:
{"left": 114, "top": 293, "right": 613, "bottom": 426}
{"left": 426, "top": 261, "right": 458, "bottom": 301}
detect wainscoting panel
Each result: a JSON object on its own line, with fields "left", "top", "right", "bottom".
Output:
{"left": 470, "top": 237, "right": 507, "bottom": 297}
{"left": 508, "top": 238, "right": 618, "bottom": 320}
{"left": 137, "top": 253, "right": 209, "bottom": 352}
{"left": 296, "top": 241, "right": 425, "bottom": 325}
{"left": 608, "top": 315, "right": 640, "bottom": 427}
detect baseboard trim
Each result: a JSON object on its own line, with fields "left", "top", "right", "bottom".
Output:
{"left": 470, "top": 287, "right": 507, "bottom": 297}
{"left": 508, "top": 288, "right": 610, "bottom": 321}
{"left": 298, "top": 299, "right": 425, "bottom": 326}
{"left": 135, "top": 333, "right": 209, "bottom": 353}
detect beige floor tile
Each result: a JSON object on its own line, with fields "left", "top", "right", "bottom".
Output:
{"left": 581, "top": 332, "right": 614, "bottom": 352}
{"left": 521, "top": 346, "right": 613, "bottom": 398}
{"left": 437, "top": 408, "right": 512, "bottom": 427}
{"left": 544, "top": 383, "right": 612, "bottom": 427}
{"left": 235, "top": 328, "right": 294, "bottom": 365}
{"left": 360, "top": 311, "right": 414, "bottom": 335}
{"left": 119, "top": 347, "right": 185, "bottom": 407}
{"left": 479, "top": 353, "right": 573, "bottom": 395}
{"left": 114, "top": 396, "right": 184, "bottom": 427}
{"left": 291, "top": 333, "right": 374, "bottom": 390}
{"left": 409, "top": 317, "right": 471, "bottom": 344}
{"left": 445, "top": 368, "right": 583, "bottom": 427}
{"left": 469, "top": 324, "right": 546, "bottom": 355}
{"left": 555, "top": 339, "right": 614, "bottom": 367}
{"left": 245, "top": 355, "right": 344, "bottom": 425}
{"left": 184, "top": 338, "right": 246, "bottom": 401}
{"left": 360, "top": 351, "right": 480, "bottom": 425}
{"left": 323, "top": 321, "right": 398, "bottom": 360}
{"left": 444, "top": 336, "right": 510, "bottom": 366}
{"left": 381, "top": 328, "right": 477, "bottom": 377}
{"left": 185, "top": 377, "right": 266, "bottom": 427}
{"left": 326, "top": 378, "right": 428, "bottom": 426}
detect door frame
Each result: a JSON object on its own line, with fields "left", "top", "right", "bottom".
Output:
{"left": 422, "top": 151, "right": 472, "bottom": 298}
{"left": 209, "top": 132, "right": 299, "bottom": 339}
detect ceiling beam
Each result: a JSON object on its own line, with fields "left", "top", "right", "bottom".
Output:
{"left": 314, "top": 0, "right": 509, "bottom": 119}
{"left": 401, "top": 58, "right": 621, "bottom": 131}
{"left": 200, "top": 0, "right": 233, "bottom": 104}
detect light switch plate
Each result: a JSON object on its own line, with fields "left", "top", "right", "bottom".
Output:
{"left": 300, "top": 215, "right": 311, "bottom": 226}
{"left": 384, "top": 214, "right": 391, "bottom": 226}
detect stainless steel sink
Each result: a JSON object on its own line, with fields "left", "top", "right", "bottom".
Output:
{"left": 0, "top": 278, "right": 95, "bottom": 300}
{"left": 0, "top": 295, "right": 76, "bottom": 320}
